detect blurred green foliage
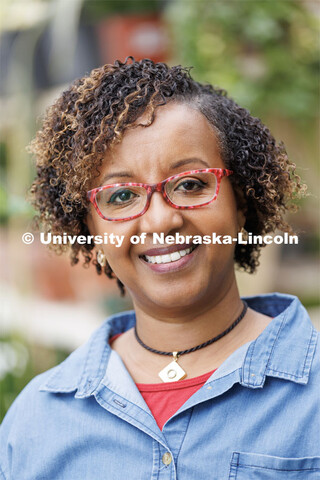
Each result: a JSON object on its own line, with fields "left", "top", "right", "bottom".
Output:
{"left": 0, "top": 139, "right": 36, "bottom": 225}
{"left": 83, "top": 0, "right": 162, "bottom": 20}
{"left": 167, "top": 1, "right": 319, "bottom": 125}
{"left": 0, "top": 336, "right": 69, "bottom": 422}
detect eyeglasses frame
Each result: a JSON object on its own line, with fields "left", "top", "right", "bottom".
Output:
{"left": 87, "top": 168, "right": 233, "bottom": 222}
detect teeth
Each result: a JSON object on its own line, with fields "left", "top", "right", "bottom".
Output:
{"left": 170, "top": 252, "right": 180, "bottom": 261}
{"left": 144, "top": 246, "right": 195, "bottom": 264}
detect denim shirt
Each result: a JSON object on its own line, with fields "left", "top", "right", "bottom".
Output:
{"left": 1, "top": 293, "right": 320, "bottom": 480}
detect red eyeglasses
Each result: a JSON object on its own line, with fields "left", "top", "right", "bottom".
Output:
{"left": 87, "top": 168, "right": 233, "bottom": 221}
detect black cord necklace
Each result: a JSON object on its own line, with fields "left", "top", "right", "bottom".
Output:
{"left": 134, "top": 301, "right": 248, "bottom": 383}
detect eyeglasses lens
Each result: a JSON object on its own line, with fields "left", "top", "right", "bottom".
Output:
{"left": 95, "top": 186, "right": 147, "bottom": 220}
{"left": 95, "top": 172, "right": 218, "bottom": 220}
{"left": 166, "top": 172, "right": 217, "bottom": 207}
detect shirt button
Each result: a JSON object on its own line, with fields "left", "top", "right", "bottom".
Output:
{"left": 162, "top": 452, "right": 172, "bottom": 465}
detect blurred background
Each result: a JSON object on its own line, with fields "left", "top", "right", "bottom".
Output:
{"left": 0, "top": 0, "right": 319, "bottom": 421}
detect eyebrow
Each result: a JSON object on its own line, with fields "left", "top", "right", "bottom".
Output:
{"left": 170, "top": 158, "right": 211, "bottom": 169}
{"left": 100, "top": 158, "right": 210, "bottom": 185}
{"left": 100, "top": 171, "right": 135, "bottom": 184}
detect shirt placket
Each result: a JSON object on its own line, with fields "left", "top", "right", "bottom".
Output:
{"left": 92, "top": 384, "right": 179, "bottom": 479}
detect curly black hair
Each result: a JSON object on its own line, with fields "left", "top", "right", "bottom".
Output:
{"left": 29, "top": 57, "right": 305, "bottom": 294}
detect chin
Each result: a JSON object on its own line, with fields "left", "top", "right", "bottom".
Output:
{"left": 139, "top": 281, "right": 212, "bottom": 311}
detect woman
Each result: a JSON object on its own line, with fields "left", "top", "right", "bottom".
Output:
{"left": 1, "top": 58, "right": 319, "bottom": 479}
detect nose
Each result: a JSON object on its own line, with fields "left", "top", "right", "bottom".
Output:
{"left": 138, "top": 190, "right": 184, "bottom": 235}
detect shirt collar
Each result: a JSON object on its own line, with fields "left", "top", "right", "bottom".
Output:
{"left": 39, "top": 310, "right": 136, "bottom": 397}
{"left": 240, "top": 293, "right": 318, "bottom": 388}
{"left": 39, "top": 293, "right": 318, "bottom": 396}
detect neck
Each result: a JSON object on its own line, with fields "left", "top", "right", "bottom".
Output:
{"left": 112, "top": 276, "right": 273, "bottom": 383}
{"left": 132, "top": 276, "right": 244, "bottom": 353}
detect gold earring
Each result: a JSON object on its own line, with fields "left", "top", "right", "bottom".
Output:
{"left": 240, "top": 227, "right": 249, "bottom": 242}
{"left": 97, "top": 249, "right": 106, "bottom": 267}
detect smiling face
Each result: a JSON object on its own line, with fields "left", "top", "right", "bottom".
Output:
{"left": 87, "top": 103, "right": 245, "bottom": 316}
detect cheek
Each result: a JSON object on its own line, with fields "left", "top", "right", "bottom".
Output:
{"left": 97, "top": 223, "right": 138, "bottom": 276}
{"left": 196, "top": 203, "right": 238, "bottom": 237}
{"left": 104, "top": 240, "right": 131, "bottom": 267}
{"left": 87, "top": 208, "right": 135, "bottom": 242}
{"left": 211, "top": 185, "right": 239, "bottom": 232}
{"left": 87, "top": 211, "right": 134, "bottom": 266}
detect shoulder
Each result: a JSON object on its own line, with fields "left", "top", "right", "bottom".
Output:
{"left": 0, "top": 369, "right": 56, "bottom": 479}
{"left": 242, "top": 292, "right": 320, "bottom": 385}
{"left": 1, "top": 308, "right": 136, "bottom": 413}
{"left": 0, "top": 309, "right": 136, "bottom": 477}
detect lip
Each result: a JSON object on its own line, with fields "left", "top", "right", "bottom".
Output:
{"left": 139, "top": 243, "right": 194, "bottom": 257}
{"left": 139, "top": 244, "right": 199, "bottom": 273}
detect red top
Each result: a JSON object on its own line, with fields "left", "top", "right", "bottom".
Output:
{"left": 109, "top": 334, "right": 217, "bottom": 430}
{"left": 136, "top": 369, "right": 216, "bottom": 430}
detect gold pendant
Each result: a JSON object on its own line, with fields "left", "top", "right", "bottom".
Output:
{"left": 158, "top": 352, "right": 187, "bottom": 382}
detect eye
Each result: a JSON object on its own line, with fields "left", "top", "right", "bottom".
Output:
{"left": 175, "top": 179, "right": 206, "bottom": 192}
{"left": 108, "top": 189, "right": 137, "bottom": 204}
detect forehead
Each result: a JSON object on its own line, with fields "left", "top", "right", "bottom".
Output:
{"left": 101, "top": 103, "right": 224, "bottom": 180}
